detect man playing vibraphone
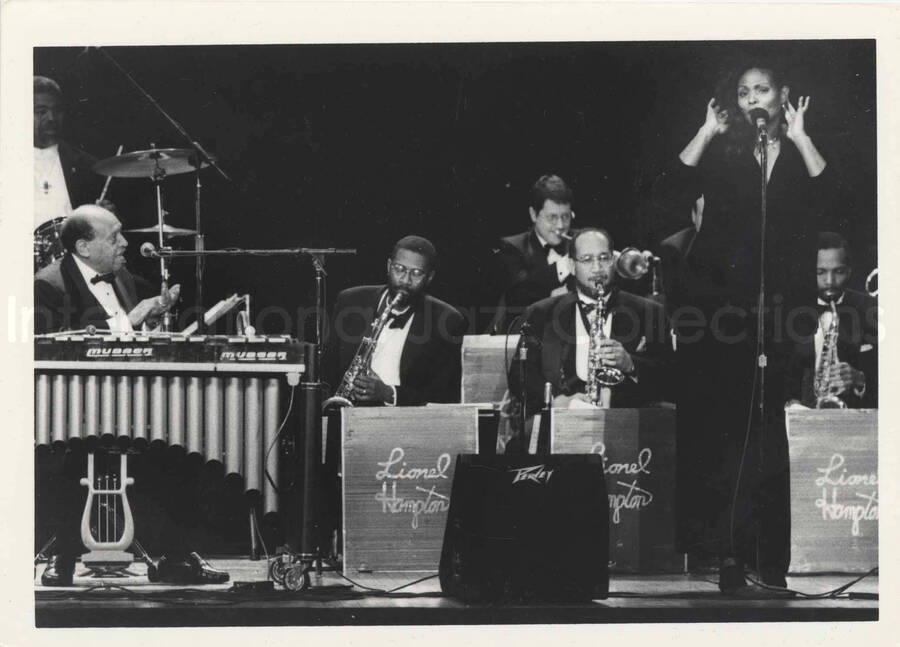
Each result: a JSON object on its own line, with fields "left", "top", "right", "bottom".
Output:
{"left": 34, "top": 205, "right": 229, "bottom": 586}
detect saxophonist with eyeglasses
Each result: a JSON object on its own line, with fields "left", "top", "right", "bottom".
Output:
{"left": 324, "top": 235, "right": 467, "bottom": 408}
{"left": 512, "top": 228, "right": 672, "bottom": 428}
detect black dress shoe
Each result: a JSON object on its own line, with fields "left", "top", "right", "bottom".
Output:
{"left": 41, "top": 555, "right": 76, "bottom": 587}
{"left": 718, "top": 557, "right": 747, "bottom": 594}
{"left": 149, "top": 552, "right": 229, "bottom": 585}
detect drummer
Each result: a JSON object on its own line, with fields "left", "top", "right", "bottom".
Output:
{"left": 34, "top": 76, "right": 114, "bottom": 230}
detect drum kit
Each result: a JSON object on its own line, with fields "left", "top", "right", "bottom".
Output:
{"left": 32, "top": 146, "right": 208, "bottom": 273}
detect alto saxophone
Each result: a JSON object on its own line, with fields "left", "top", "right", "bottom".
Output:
{"left": 323, "top": 289, "right": 409, "bottom": 410}
{"left": 585, "top": 279, "right": 624, "bottom": 406}
{"left": 814, "top": 299, "right": 846, "bottom": 409}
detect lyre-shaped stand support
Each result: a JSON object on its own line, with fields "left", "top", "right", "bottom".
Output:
{"left": 79, "top": 453, "right": 136, "bottom": 575}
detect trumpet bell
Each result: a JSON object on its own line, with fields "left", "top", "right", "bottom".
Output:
{"left": 616, "top": 247, "right": 651, "bottom": 280}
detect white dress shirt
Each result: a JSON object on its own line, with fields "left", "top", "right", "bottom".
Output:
{"left": 536, "top": 231, "right": 571, "bottom": 283}
{"left": 72, "top": 255, "right": 133, "bottom": 333}
{"left": 369, "top": 292, "right": 414, "bottom": 405}
{"left": 34, "top": 145, "right": 73, "bottom": 229}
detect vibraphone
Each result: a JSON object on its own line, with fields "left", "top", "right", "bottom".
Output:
{"left": 34, "top": 333, "right": 314, "bottom": 518}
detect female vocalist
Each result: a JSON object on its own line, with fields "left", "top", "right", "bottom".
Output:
{"left": 653, "top": 62, "right": 842, "bottom": 593}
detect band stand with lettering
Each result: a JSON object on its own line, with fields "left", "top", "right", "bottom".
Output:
{"left": 340, "top": 406, "right": 479, "bottom": 573}
{"left": 537, "top": 405, "right": 681, "bottom": 574}
{"left": 786, "top": 409, "right": 878, "bottom": 573}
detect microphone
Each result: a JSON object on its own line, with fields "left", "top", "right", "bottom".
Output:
{"left": 749, "top": 108, "right": 769, "bottom": 134}
{"left": 140, "top": 242, "right": 158, "bottom": 258}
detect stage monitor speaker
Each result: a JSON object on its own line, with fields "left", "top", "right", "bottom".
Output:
{"left": 439, "top": 454, "right": 609, "bottom": 603}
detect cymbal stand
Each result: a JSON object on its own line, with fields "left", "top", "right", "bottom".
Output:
{"left": 150, "top": 148, "right": 173, "bottom": 332}
{"left": 92, "top": 46, "right": 231, "bottom": 334}
{"left": 193, "top": 160, "right": 205, "bottom": 334}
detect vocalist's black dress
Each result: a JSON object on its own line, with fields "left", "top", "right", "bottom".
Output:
{"left": 653, "top": 137, "right": 843, "bottom": 579}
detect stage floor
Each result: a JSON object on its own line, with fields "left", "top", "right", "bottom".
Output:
{"left": 34, "top": 558, "right": 878, "bottom": 626}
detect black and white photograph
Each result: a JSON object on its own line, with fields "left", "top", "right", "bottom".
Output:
{"left": 2, "top": 0, "right": 897, "bottom": 640}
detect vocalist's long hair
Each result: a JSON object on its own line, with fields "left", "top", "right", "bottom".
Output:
{"left": 714, "top": 59, "right": 789, "bottom": 159}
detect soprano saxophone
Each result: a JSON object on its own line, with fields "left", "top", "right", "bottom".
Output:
{"left": 323, "top": 289, "right": 409, "bottom": 410}
{"left": 585, "top": 279, "right": 624, "bottom": 406}
{"left": 813, "top": 299, "right": 846, "bottom": 409}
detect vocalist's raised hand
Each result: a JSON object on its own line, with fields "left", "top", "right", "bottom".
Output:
{"left": 701, "top": 98, "right": 730, "bottom": 138}
{"left": 784, "top": 96, "right": 810, "bottom": 141}
{"left": 680, "top": 98, "right": 729, "bottom": 167}
{"left": 784, "top": 95, "right": 827, "bottom": 176}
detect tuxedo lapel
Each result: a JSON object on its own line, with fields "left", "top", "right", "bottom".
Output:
{"left": 543, "top": 293, "right": 578, "bottom": 388}
{"left": 399, "top": 296, "right": 428, "bottom": 381}
{"left": 608, "top": 289, "right": 638, "bottom": 351}
{"left": 61, "top": 255, "right": 104, "bottom": 317}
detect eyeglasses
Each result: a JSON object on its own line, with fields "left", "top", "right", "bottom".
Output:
{"left": 540, "top": 211, "right": 575, "bottom": 225}
{"left": 389, "top": 261, "right": 428, "bottom": 280}
{"left": 574, "top": 254, "right": 614, "bottom": 266}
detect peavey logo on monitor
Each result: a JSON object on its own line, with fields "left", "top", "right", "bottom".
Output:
{"left": 509, "top": 464, "right": 554, "bottom": 485}
{"left": 85, "top": 347, "right": 153, "bottom": 358}
{"left": 219, "top": 350, "right": 288, "bottom": 362}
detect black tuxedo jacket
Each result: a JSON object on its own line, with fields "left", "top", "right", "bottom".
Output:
{"left": 58, "top": 140, "right": 104, "bottom": 210}
{"left": 34, "top": 254, "right": 139, "bottom": 334}
{"left": 489, "top": 229, "right": 574, "bottom": 334}
{"left": 786, "top": 289, "right": 878, "bottom": 408}
{"left": 514, "top": 289, "right": 672, "bottom": 413}
{"left": 326, "top": 285, "right": 467, "bottom": 406}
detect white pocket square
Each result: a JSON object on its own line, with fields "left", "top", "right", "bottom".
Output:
{"left": 860, "top": 344, "right": 873, "bottom": 353}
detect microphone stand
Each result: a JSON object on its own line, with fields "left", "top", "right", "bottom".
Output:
{"left": 756, "top": 123, "right": 768, "bottom": 442}
{"left": 145, "top": 243, "right": 354, "bottom": 588}
{"left": 92, "top": 46, "right": 232, "bottom": 334}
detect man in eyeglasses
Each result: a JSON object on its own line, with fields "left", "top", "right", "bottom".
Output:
{"left": 512, "top": 228, "right": 671, "bottom": 425}
{"left": 326, "top": 235, "right": 467, "bottom": 406}
{"left": 489, "top": 174, "right": 577, "bottom": 334}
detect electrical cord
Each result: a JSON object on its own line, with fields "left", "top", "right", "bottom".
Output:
{"left": 263, "top": 384, "right": 296, "bottom": 494}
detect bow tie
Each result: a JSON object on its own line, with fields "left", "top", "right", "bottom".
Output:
{"left": 91, "top": 272, "right": 116, "bottom": 285}
{"left": 387, "top": 308, "right": 414, "bottom": 329}
{"left": 816, "top": 299, "right": 843, "bottom": 316}
{"left": 542, "top": 242, "right": 567, "bottom": 257}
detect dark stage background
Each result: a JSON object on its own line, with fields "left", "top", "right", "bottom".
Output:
{"left": 35, "top": 40, "right": 877, "bottom": 337}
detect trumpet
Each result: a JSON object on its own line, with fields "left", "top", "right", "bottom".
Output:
{"left": 866, "top": 267, "right": 878, "bottom": 297}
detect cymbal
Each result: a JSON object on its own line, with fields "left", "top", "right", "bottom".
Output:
{"left": 125, "top": 224, "right": 197, "bottom": 237}
{"left": 93, "top": 148, "right": 213, "bottom": 178}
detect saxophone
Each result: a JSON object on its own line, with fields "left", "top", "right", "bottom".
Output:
{"left": 323, "top": 289, "right": 409, "bottom": 410}
{"left": 585, "top": 279, "right": 624, "bottom": 406}
{"left": 813, "top": 299, "right": 846, "bottom": 409}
